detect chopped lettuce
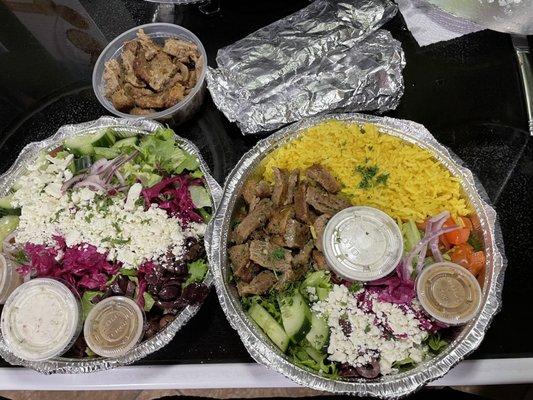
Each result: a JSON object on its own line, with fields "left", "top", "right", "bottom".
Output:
{"left": 289, "top": 344, "right": 337, "bottom": 377}
{"left": 143, "top": 292, "right": 155, "bottom": 312}
{"left": 189, "top": 186, "right": 212, "bottom": 209}
{"left": 300, "top": 271, "right": 332, "bottom": 301}
{"left": 427, "top": 333, "right": 448, "bottom": 353}
{"left": 184, "top": 259, "right": 208, "bottom": 287}
{"left": 402, "top": 219, "right": 421, "bottom": 253}
{"left": 81, "top": 290, "right": 103, "bottom": 320}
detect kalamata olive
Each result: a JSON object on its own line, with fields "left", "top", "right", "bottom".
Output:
{"left": 339, "top": 317, "right": 352, "bottom": 336}
{"left": 159, "top": 314, "right": 175, "bottom": 329}
{"left": 125, "top": 280, "right": 136, "bottom": 297}
{"left": 339, "top": 363, "right": 359, "bottom": 379}
{"left": 181, "top": 283, "right": 209, "bottom": 304}
{"left": 110, "top": 280, "right": 124, "bottom": 295}
{"left": 355, "top": 359, "right": 380, "bottom": 379}
{"left": 117, "top": 275, "right": 129, "bottom": 293}
{"left": 144, "top": 317, "right": 160, "bottom": 339}
{"left": 158, "top": 285, "right": 180, "bottom": 300}
{"left": 155, "top": 298, "right": 187, "bottom": 310}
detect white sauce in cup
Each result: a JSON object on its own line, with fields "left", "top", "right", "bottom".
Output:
{"left": 0, "top": 278, "right": 81, "bottom": 361}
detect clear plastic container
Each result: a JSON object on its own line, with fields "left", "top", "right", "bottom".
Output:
{"left": 0, "top": 254, "right": 23, "bottom": 304}
{"left": 92, "top": 23, "right": 207, "bottom": 124}
{"left": 84, "top": 296, "right": 144, "bottom": 358}
{"left": 322, "top": 206, "right": 404, "bottom": 282}
{"left": 416, "top": 262, "right": 482, "bottom": 325}
{"left": 0, "top": 278, "right": 82, "bottom": 361}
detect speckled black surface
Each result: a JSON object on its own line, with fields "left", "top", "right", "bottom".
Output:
{"left": 0, "top": 0, "right": 531, "bottom": 366}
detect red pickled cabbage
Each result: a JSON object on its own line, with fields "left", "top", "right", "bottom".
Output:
{"left": 21, "top": 238, "right": 119, "bottom": 293}
{"left": 366, "top": 274, "right": 415, "bottom": 305}
{"left": 141, "top": 175, "right": 203, "bottom": 224}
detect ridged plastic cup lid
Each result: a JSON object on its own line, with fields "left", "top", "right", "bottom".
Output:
{"left": 84, "top": 296, "right": 144, "bottom": 358}
{"left": 0, "top": 278, "right": 81, "bottom": 361}
{"left": 416, "top": 262, "right": 482, "bottom": 325}
{"left": 322, "top": 206, "right": 403, "bottom": 282}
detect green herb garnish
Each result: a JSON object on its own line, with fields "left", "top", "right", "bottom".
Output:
{"left": 272, "top": 248, "right": 285, "bottom": 260}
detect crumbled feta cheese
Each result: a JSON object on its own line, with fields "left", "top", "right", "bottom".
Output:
{"left": 312, "top": 284, "right": 429, "bottom": 376}
{"left": 12, "top": 156, "right": 207, "bottom": 269}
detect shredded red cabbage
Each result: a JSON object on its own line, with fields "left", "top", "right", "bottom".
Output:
{"left": 20, "top": 238, "right": 119, "bottom": 293}
{"left": 366, "top": 274, "right": 416, "bottom": 305}
{"left": 141, "top": 175, "right": 203, "bottom": 224}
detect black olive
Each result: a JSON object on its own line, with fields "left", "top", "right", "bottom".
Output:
{"left": 158, "top": 285, "right": 180, "bottom": 301}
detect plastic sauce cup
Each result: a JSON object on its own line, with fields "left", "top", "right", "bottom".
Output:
{"left": 322, "top": 206, "right": 403, "bottom": 282}
{"left": 0, "top": 278, "right": 82, "bottom": 361}
{"left": 92, "top": 23, "right": 207, "bottom": 124}
{"left": 0, "top": 255, "right": 23, "bottom": 304}
{"left": 416, "top": 262, "right": 482, "bottom": 325}
{"left": 84, "top": 296, "right": 144, "bottom": 358}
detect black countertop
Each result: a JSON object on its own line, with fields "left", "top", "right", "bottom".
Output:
{"left": 0, "top": 0, "right": 531, "bottom": 367}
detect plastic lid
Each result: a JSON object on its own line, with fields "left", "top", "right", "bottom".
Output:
{"left": 0, "top": 255, "right": 8, "bottom": 300}
{"left": 416, "top": 262, "right": 482, "bottom": 325}
{"left": 84, "top": 296, "right": 144, "bottom": 358}
{"left": 0, "top": 278, "right": 81, "bottom": 361}
{"left": 322, "top": 206, "right": 403, "bottom": 282}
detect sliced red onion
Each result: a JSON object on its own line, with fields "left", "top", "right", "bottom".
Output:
{"left": 429, "top": 214, "right": 450, "bottom": 264}
{"left": 90, "top": 159, "right": 111, "bottom": 175}
{"left": 404, "top": 225, "right": 460, "bottom": 278}
{"left": 61, "top": 174, "right": 86, "bottom": 193}
{"left": 73, "top": 181, "right": 107, "bottom": 192}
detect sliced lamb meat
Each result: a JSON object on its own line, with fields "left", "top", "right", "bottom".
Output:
{"left": 121, "top": 42, "right": 145, "bottom": 88}
{"left": 312, "top": 214, "right": 330, "bottom": 252}
{"left": 228, "top": 243, "right": 250, "bottom": 272}
{"left": 137, "top": 29, "right": 160, "bottom": 60}
{"left": 284, "top": 219, "right": 310, "bottom": 249}
{"left": 270, "top": 235, "right": 286, "bottom": 247}
{"left": 293, "top": 240, "right": 314, "bottom": 267}
{"left": 306, "top": 164, "right": 342, "bottom": 193}
{"left": 163, "top": 38, "right": 199, "bottom": 59}
{"left": 242, "top": 179, "right": 273, "bottom": 206}
{"left": 294, "top": 183, "right": 311, "bottom": 224}
{"left": 164, "top": 82, "right": 185, "bottom": 107}
{"left": 249, "top": 240, "right": 291, "bottom": 271}
{"left": 234, "top": 198, "right": 273, "bottom": 244}
{"left": 274, "top": 264, "right": 308, "bottom": 291}
{"left": 271, "top": 168, "right": 289, "bottom": 206}
{"left": 130, "top": 107, "right": 156, "bottom": 115}
{"left": 285, "top": 169, "right": 299, "bottom": 205}
{"left": 242, "top": 179, "right": 259, "bottom": 205}
{"left": 103, "top": 59, "right": 122, "bottom": 97}
{"left": 306, "top": 186, "right": 350, "bottom": 215}
{"left": 266, "top": 205, "right": 294, "bottom": 235}
{"left": 134, "top": 51, "right": 178, "bottom": 92}
{"left": 110, "top": 88, "right": 134, "bottom": 112}
{"left": 312, "top": 250, "right": 329, "bottom": 270}
{"left": 237, "top": 271, "right": 277, "bottom": 296}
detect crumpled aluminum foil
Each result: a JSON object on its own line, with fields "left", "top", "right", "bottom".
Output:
{"left": 0, "top": 116, "right": 222, "bottom": 374}
{"left": 211, "top": 113, "right": 507, "bottom": 398}
{"left": 207, "top": 0, "right": 405, "bottom": 134}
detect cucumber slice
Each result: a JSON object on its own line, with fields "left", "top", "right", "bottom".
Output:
{"left": 278, "top": 290, "right": 312, "bottom": 343}
{"left": 0, "top": 215, "right": 19, "bottom": 250}
{"left": 248, "top": 302, "right": 289, "bottom": 352}
{"left": 305, "top": 312, "right": 329, "bottom": 351}
{"left": 73, "top": 156, "right": 92, "bottom": 173}
{"left": 64, "top": 135, "right": 95, "bottom": 156}
{"left": 90, "top": 130, "right": 116, "bottom": 147}
{"left": 94, "top": 147, "right": 120, "bottom": 160}
{"left": 0, "top": 195, "right": 20, "bottom": 218}
{"left": 112, "top": 130, "right": 138, "bottom": 139}
{"left": 0, "top": 195, "right": 15, "bottom": 209}
{"left": 113, "top": 137, "right": 138, "bottom": 149}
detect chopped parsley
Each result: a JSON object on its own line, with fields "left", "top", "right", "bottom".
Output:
{"left": 356, "top": 163, "right": 389, "bottom": 189}
{"left": 468, "top": 234, "right": 483, "bottom": 252}
{"left": 272, "top": 248, "right": 285, "bottom": 260}
{"left": 348, "top": 281, "right": 363, "bottom": 293}
{"left": 364, "top": 324, "right": 371, "bottom": 333}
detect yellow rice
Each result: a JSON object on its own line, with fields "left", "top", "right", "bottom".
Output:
{"left": 260, "top": 120, "right": 471, "bottom": 222}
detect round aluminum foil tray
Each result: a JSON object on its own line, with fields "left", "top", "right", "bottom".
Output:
{"left": 0, "top": 116, "right": 222, "bottom": 374}
{"left": 211, "top": 113, "right": 506, "bottom": 398}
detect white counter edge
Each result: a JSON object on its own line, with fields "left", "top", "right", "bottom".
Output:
{"left": 1, "top": 358, "right": 532, "bottom": 391}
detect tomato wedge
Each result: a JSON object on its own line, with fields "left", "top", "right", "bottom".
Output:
{"left": 442, "top": 217, "right": 470, "bottom": 245}
{"left": 450, "top": 243, "right": 486, "bottom": 276}
{"left": 450, "top": 243, "right": 473, "bottom": 269}
{"left": 468, "top": 251, "right": 486, "bottom": 276}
